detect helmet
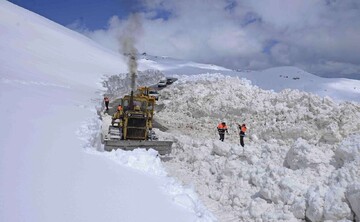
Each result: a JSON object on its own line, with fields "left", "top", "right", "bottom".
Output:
{"left": 222, "top": 122, "right": 226, "bottom": 125}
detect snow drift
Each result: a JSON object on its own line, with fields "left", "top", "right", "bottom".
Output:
{"left": 154, "top": 73, "right": 360, "bottom": 221}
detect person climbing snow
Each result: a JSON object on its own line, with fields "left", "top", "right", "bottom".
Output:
{"left": 239, "top": 123, "right": 247, "bottom": 147}
{"left": 104, "top": 96, "right": 110, "bottom": 110}
{"left": 217, "top": 122, "right": 229, "bottom": 142}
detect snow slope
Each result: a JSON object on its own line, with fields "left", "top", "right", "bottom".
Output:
{"left": 0, "top": 1, "right": 212, "bottom": 222}
{"left": 237, "top": 66, "right": 360, "bottom": 103}
{"left": 138, "top": 54, "right": 360, "bottom": 103}
{"left": 138, "top": 54, "right": 231, "bottom": 75}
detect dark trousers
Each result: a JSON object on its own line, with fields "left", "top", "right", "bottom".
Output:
{"left": 219, "top": 133, "right": 225, "bottom": 142}
{"left": 239, "top": 131, "right": 245, "bottom": 147}
{"left": 240, "top": 136, "right": 244, "bottom": 147}
{"left": 105, "top": 101, "right": 109, "bottom": 110}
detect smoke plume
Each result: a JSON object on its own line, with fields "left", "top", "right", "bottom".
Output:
{"left": 118, "top": 14, "right": 143, "bottom": 92}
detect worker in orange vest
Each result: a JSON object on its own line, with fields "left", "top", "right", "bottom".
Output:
{"left": 112, "top": 105, "right": 123, "bottom": 126}
{"left": 217, "top": 122, "right": 229, "bottom": 142}
{"left": 104, "top": 96, "right": 110, "bottom": 110}
{"left": 239, "top": 123, "right": 247, "bottom": 147}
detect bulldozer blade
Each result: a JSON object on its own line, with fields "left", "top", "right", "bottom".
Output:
{"left": 104, "top": 140, "right": 173, "bottom": 155}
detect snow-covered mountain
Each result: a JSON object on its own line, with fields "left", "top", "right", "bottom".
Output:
{"left": 0, "top": 2, "right": 212, "bottom": 222}
{"left": 1, "top": 1, "right": 360, "bottom": 222}
{"left": 138, "top": 55, "right": 360, "bottom": 103}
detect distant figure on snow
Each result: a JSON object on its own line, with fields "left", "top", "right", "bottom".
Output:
{"left": 239, "top": 123, "right": 247, "bottom": 147}
{"left": 104, "top": 97, "right": 110, "bottom": 110}
{"left": 217, "top": 122, "right": 229, "bottom": 142}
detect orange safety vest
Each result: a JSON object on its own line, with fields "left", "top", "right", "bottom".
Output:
{"left": 241, "top": 126, "right": 247, "bottom": 133}
{"left": 217, "top": 123, "right": 228, "bottom": 129}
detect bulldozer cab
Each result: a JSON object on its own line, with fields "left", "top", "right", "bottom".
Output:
{"left": 122, "top": 96, "right": 154, "bottom": 117}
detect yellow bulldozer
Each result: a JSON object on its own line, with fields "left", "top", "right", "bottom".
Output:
{"left": 104, "top": 86, "right": 172, "bottom": 155}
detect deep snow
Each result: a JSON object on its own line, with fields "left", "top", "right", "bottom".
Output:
{"left": 0, "top": 1, "right": 212, "bottom": 222}
{"left": 100, "top": 69, "right": 360, "bottom": 221}
{"left": 1, "top": 1, "right": 360, "bottom": 222}
{"left": 153, "top": 73, "right": 360, "bottom": 221}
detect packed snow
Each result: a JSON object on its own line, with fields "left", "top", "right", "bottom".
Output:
{"left": 151, "top": 73, "right": 360, "bottom": 221}
{"left": 1, "top": 1, "right": 360, "bottom": 222}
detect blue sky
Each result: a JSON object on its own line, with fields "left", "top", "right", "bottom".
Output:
{"left": 8, "top": 0, "right": 360, "bottom": 79}
{"left": 9, "top": 0, "right": 141, "bottom": 29}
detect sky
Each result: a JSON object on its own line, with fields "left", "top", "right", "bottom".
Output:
{"left": 1, "top": 1, "right": 360, "bottom": 221}
{"left": 8, "top": 0, "right": 141, "bottom": 29}
{"left": 9, "top": 0, "right": 360, "bottom": 79}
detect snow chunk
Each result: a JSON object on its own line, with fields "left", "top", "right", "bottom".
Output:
{"left": 284, "top": 138, "right": 331, "bottom": 170}
{"left": 324, "top": 186, "right": 352, "bottom": 221}
{"left": 212, "top": 140, "right": 231, "bottom": 156}
{"left": 334, "top": 134, "right": 360, "bottom": 167}
{"left": 291, "top": 197, "right": 306, "bottom": 219}
{"left": 306, "top": 186, "right": 325, "bottom": 222}
{"left": 248, "top": 197, "right": 272, "bottom": 218}
{"left": 319, "top": 122, "right": 342, "bottom": 144}
{"left": 105, "top": 148, "right": 167, "bottom": 176}
{"left": 346, "top": 183, "right": 360, "bottom": 221}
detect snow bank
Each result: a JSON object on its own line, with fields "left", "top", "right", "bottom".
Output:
{"left": 87, "top": 148, "right": 217, "bottom": 222}
{"left": 154, "top": 73, "right": 360, "bottom": 221}
{"left": 102, "top": 69, "right": 165, "bottom": 98}
{"left": 158, "top": 74, "right": 360, "bottom": 146}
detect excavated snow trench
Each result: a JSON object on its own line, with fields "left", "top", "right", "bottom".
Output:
{"left": 97, "top": 71, "right": 176, "bottom": 154}
{"left": 98, "top": 70, "right": 175, "bottom": 133}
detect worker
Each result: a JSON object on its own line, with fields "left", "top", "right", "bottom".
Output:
{"left": 104, "top": 97, "right": 110, "bottom": 110}
{"left": 239, "top": 123, "right": 247, "bottom": 147}
{"left": 112, "top": 105, "right": 123, "bottom": 126}
{"left": 217, "top": 122, "right": 229, "bottom": 142}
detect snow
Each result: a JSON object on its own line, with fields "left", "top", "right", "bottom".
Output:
{"left": 1, "top": 1, "right": 360, "bottom": 222}
{"left": 0, "top": 1, "right": 211, "bottom": 222}
{"left": 346, "top": 184, "right": 360, "bottom": 222}
{"left": 284, "top": 138, "right": 331, "bottom": 170}
{"left": 138, "top": 55, "right": 231, "bottom": 76}
{"left": 154, "top": 73, "right": 360, "bottom": 221}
